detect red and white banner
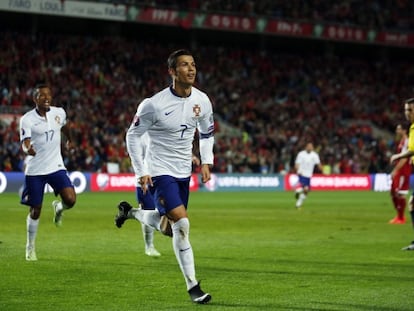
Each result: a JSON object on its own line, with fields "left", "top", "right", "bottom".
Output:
{"left": 266, "top": 20, "right": 313, "bottom": 37}
{"left": 285, "top": 174, "right": 371, "bottom": 191}
{"left": 90, "top": 173, "right": 200, "bottom": 192}
{"left": 91, "top": 173, "right": 136, "bottom": 191}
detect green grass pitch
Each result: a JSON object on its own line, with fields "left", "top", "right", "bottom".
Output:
{"left": 1, "top": 191, "right": 414, "bottom": 311}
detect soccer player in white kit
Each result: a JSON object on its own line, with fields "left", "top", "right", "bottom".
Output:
{"left": 115, "top": 49, "right": 214, "bottom": 304}
{"left": 294, "top": 142, "right": 323, "bottom": 209}
{"left": 19, "top": 84, "right": 76, "bottom": 261}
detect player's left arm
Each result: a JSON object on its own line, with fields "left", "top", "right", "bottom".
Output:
{"left": 198, "top": 100, "right": 214, "bottom": 183}
{"left": 316, "top": 154, "right": 323, "bottom": 173}
{"left": 61, "top": 123, "right": 74, "bottom": 151}
{"left": 60, "top": 108, "right": 74, "bottom": 151}
{"left": 317, "top": 163, "right": 323, "bottom": 173}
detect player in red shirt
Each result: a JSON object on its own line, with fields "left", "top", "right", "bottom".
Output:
{"left": 389, "top": 124, "right": 411, "bottom": 224}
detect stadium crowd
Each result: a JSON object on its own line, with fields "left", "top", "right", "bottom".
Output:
{"left": 93, "top": 0, "right": 414, "bottom": 31}
{"left": 0, "top": 28, "right": 413, "bottom": 174}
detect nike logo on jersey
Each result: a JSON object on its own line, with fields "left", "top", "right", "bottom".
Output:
{"left": 165, "top": 110, "right": 174, "bottom": 115}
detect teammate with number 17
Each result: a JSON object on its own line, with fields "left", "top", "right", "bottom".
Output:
{"left": 19, "top": 84, "right": 76, "bottom": 261}
{"left": 116, "top": 49, "right": 214, "bottom": 303}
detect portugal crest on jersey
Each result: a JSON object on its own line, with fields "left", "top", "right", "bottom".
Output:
{"left": 193, "top": 104, "right": 201, "bottom": 117}
{"left": 55, "top": 116, "right": 61, "bottom": 125}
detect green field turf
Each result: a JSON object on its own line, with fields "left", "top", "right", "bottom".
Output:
{"left": 1, "top": 191, "right": 414, "bottom": 311}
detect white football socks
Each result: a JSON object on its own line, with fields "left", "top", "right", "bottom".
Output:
{"left": 26, "top": 214, "right": 39, "bottom": 247}
{"left": 172, "top": 218, "right": 197, "bottom": 290}
{"left": 141, "top": 223, "right": 155, "bottom": 250}
{"left": 296, "top": 193, "right": 307, "bottom": 207}
{"left": 130, "top": 208, "right": 161, "bottom": 231}
{"left": 55, "top": 201, "right": 64, "bottom": 213}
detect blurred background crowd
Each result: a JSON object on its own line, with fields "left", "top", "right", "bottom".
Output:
{"left": 0, "top": 0, "right": 413, "bottom": 175}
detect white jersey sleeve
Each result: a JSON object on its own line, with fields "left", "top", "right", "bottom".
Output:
{"left": 197, "top": 94, "right": 214, "bottom": 165}
{"left": 126, "top": 99, "right": 154, "bottom": 177}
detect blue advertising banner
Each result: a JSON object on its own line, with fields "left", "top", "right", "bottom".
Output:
{"left": 0, "top": 171, "right": 90, "bottom": 194}
{"left": 198, "top": 173, "right": 284, "bottom": 192}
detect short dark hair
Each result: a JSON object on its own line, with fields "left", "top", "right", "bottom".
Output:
{"left": 405, "top": 98, "right": 414, "bottom": 105}
{"left": 33, "top": 83, "right": 49, "bottom": 98}
{"left": 167, "top": 49, "right": 192, "bottom": 69}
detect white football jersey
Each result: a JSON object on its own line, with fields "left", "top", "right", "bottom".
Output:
{"left": 127, "top": 86, "right": 214, "bottom": 178}
{"left": 295, "top": 150, "right": 320, "bottom": 178}
{"left": 19, "top": 106, "right": 67, "bottom": 175}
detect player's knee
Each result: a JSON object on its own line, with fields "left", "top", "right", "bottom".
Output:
{"left": 62, "top": 193, "right": 76, "bottom": 208}
{"left": 172, "top": 217, "right": 190, "bottom": 239}
{"left": 30, "top": 206, "right": 41, "bottom": 219}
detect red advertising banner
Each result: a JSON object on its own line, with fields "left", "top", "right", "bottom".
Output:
{"left": 189, "top": 173, "right": 199, "bottom": 192}
{"left": 136, "top": 8, "right": 182, "bottom": 25}
{"left": 127, "top": 7, "right": 414, "bottom": 48}
{"left": 376, "top": 31, "right": 414, "bottom": 46}
{"left": 284, "top": 174, "right": 371, "bottom": 191}
{"left": 202, "top": 14, "right": 256, "bottom": 32}
{"left": 91, "top": 173, "right": 136, "bottom": 191}
{"left": 90, "top": 173, "right": 200, "bottom": 192}
{"left": 320, "top": 25, "right": 368, "bottom": 42}
{"left": 266, "top": 20, "right": 313, "bottom": 37}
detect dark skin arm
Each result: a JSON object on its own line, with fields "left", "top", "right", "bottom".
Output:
{"left": 22, "top": 138, "right": 36, "bottom": 156}
{"left": 61, "top": 122, "right": 74, "bottom": 151}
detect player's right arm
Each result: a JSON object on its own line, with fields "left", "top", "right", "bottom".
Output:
{"left": 19, "top": 115, "right": 36, "bottom": 156}
{"left": 21, "top": 138, "right": 36, "bottom": 156}
{"left": 126, "top": 99, "right": 154, "bottom": 192}
{"left": 294, "top": 152, "right": 302, "bottom": 174}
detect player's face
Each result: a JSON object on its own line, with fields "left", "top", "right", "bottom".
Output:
{"left": 171, "top": 55, "right": 196, "bottom": 87}
{"left": 404, "top": 103, "right": 414, "bottom": 123}
{"left": 34, "top": 87, "right": 52, "bottom": 113}
{"left": 395, "top": 125, "right": 403, "bottom": 139}
{"left": 305, "top": 143, "right": 313, "bottom": 153}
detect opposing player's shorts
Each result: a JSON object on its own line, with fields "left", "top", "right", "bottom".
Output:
{"left": 21, "top": 170, "right": 74, "bottom": 206}
{"left": 391, "top": 172, "right": 410, "bottom": 195}
{"left": 151, "top": 175, "right": 190, "bottom": 215}
{"left": 136, "top": 186, "right": 156, "bottom": 210}
{"left": 298, "top": 175, "right": 311, "bottom": 188}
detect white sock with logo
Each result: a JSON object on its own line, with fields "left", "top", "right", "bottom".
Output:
{"left": 172, "top": 218, "right": 197, "bottom": 290}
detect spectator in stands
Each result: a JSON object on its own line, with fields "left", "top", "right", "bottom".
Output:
{"left": 0, "top": 29, "right": 412, "bottom": 174}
